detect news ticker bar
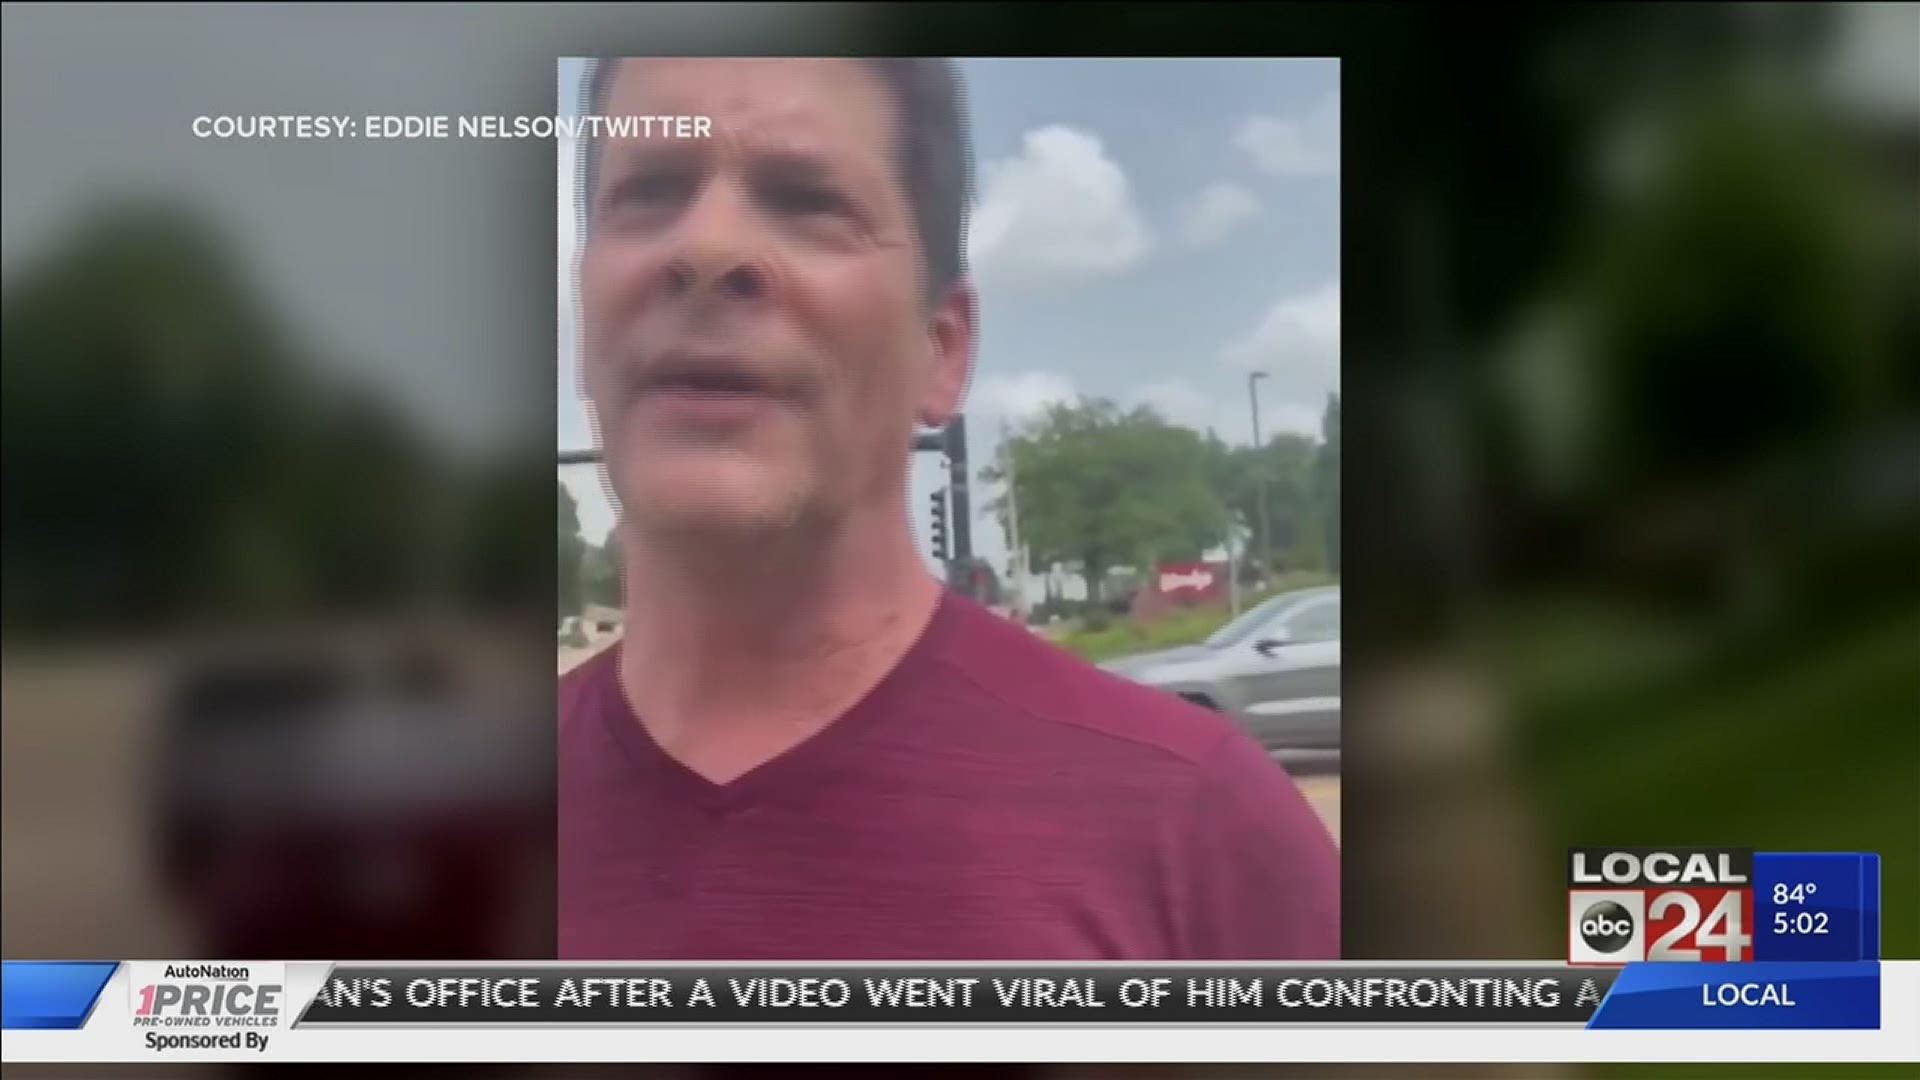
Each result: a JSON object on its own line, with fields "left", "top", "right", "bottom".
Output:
{"left": 303, "top": 965, "right": 1615, "bottom": 1025}
{"left": 0, "top": 961, "right": 1883, "bottom": 1031}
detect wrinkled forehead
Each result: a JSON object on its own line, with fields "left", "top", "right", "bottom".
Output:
{"left": 598, "top": 58, "right": 899, "bottom": 172}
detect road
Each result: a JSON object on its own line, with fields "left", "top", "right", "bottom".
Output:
{"left": 1295, "top": 774, "right": 1342, "bottom": 845}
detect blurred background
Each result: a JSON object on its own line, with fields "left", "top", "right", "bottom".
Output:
{"left": 3, "top": 2, "right": 1915, "bottom": 1079}
{"left": 1334, "top": 0, "right": 1918, "bottom": 972}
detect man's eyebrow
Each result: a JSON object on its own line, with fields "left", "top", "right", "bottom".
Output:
{"left": 596, "top": 135, "right": 883, "bottom": 197}
{"left": 750, "top": 147, "right": 838, "bottom": 179}
{"left": 748, "top": 145, "right": 891, "bottom": 194}
{"left": 605, "top": 141, "right": 702, "bottom": 174}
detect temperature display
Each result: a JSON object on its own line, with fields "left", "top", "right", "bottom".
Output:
{"left": 1751, "top": 853, "right": 1880, "bottom": 962}
{"left": 1772, "top": 882, "right": 1820, "bottom": 906}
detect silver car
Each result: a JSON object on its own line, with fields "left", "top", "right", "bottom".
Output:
{"left": 1102, "top": 586, "right": 1340, "bottom": 765}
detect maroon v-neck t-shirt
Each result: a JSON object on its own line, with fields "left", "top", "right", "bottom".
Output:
{"left": 558, "top": 589, "right": 1340, "bottom": 960}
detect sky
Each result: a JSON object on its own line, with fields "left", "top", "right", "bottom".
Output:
{"left": 556, "top": 57, "right": 1342, "bottom": 581}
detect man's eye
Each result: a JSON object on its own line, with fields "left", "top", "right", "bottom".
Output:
{"left": 762, "top": 181, "right": 846, "bottom": 216}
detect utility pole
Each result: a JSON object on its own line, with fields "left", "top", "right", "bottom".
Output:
{"left": 946, "top": 416, "right": 972, "bottom": 564}
{"left": 1248, "top": 370, "right": 1270, "bottom": 587}
{"left": 1000, "top": 420, "right": 1027, "bottom": 619}
{"left": 1226, "top": 517, "right": 1240, "bottom": 617}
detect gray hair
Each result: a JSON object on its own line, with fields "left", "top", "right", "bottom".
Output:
{"left": 577, "top": 58, "right": 973, "bottom": 304}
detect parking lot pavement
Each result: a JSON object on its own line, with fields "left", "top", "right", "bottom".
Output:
{"left": 1295, "top": 775, "right": 1341, "bottom": 845}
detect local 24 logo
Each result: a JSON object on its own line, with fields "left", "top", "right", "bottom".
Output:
{"left": 1567, "top": 847, "right": 1755, "bottom": 964}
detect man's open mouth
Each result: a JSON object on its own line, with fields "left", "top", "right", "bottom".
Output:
{"left": 647, "top": 371, "right": 770, "bottom": 395}
{"left": 633, "top": 357, "right": 787, "bottom": 400}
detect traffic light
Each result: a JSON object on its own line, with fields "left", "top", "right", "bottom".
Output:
{"left": 929, "top": 485, "right": 949, "bottom": 562}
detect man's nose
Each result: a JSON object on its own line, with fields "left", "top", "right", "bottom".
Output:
{"left": 658, "top": 178, "right": 770, "bottom": 303}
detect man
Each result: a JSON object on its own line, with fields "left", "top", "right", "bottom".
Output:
{"left": 560, "top": 57, "right": 1339, "bottom": 959}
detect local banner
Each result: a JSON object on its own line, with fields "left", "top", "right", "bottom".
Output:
{"left": 4, "top": 960, "right": 1910, "bottom": 1064}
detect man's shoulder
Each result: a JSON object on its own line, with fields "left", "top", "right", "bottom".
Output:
{"left": 558, "top": 642, "right": 620, "bottom": 731}
{"left": 927, "top": 595, "right": 1246, "bottom": 769}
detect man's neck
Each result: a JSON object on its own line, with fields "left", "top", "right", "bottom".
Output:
{"left": 612, "top": 501, "right": 945, "bottom": 782}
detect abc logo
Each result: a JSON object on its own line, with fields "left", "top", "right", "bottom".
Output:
{"left": 1579, "top": 900, "right": 1636, "bottom": 954}
{"left": 1567, "top": 889, "right": 1645, "bottom": 963}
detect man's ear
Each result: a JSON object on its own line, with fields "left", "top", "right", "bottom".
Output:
{"left": 917, "top": 280, "right": 977, "bottom": 429}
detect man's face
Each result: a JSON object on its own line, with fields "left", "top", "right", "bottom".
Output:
{"left": 580, "top": 59, "right": 972, "bottom": 540}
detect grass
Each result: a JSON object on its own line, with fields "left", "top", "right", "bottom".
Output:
{"left": 1047, "top": 581, "right": 1912, "bottom": 1078}
{"left": 1497, "top": 599, "right": 1919, "bottom": 1080}
{"left": 1504, "top": 602, "right": 1918, "bottom": 960}
{"left": 1052, "top": 571, "right": 1336, "bottom": 663}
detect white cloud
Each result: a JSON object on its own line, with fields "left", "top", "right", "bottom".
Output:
{"left": 1221, "top": 280, "right": 1341, "bottom": 426}
{"left": 1253, "top": 400, "right": 1326, "bottom": 440}
{"left": 1175, "top": 182, "right": 1263, "bottom": 248}
{"left": 973, "top": 367, "right": 1325, "bottom": 453}
{"left": 970, "top": 371, "right": 1079, "bottom": 428}
{"left": 1126, "top": 377, "right": 1320, "bottom": 445}
{"left": 967, "top": 126, "right": 1151, "bottom": 287}
{"left": 1129, "top": 378, "right": 1219, "bottom": 432}
{"left": 1235, "top": 92, "right": 1341, "bottom": 177}
{"left": 561, "top": 470, "right": 619, "bottom": 547}
{"left": 558, "top": 135, "right": 617, "bottom": 545}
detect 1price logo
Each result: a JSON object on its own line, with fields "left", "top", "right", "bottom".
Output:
{"left": 1567, "top": 848, "right": 1755, "bottom": 964}
{"left": 128, "top": 963, "right": 285, "bottom": 1029}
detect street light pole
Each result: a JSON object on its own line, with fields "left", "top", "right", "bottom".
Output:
{"left": 1248, "top": 370, "right": 1270, "bottom": 587}
{"left": 1226, "top": 515, "right": 1241, "bottom": 617}
{"left": 1000, "top": 420, "right": 1027, "bottom": 620}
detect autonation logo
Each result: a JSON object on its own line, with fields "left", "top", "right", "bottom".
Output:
{"left": 129, "top": 962, "right": 284, "bottom": 1031}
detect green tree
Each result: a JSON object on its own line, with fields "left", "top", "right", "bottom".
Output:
{"left": 1317, "top": 392, "right": 1341, "bottom": 573}
{"left": 1206, "top": 425, "right": 1335, "bottom": 577}
{"left": 1252, "top": 433, "right": 1321, "bottom": 571}
{"left": 982, "top": 398, "right": 1229, "bottom": 604}
{"left": 557, "top": 482, "right": 584, "bottom": 621}
{"left": 0, "top": 202, "right": 457, "bottom": 628}
{"left": 1580, "top": 96, "right": 1890, "bottom": 493}
{"left": 451, "top": 456, "right": 550, "bottom": 616}
{"left": 582, "top": 535, "right": 623, "bottom": 609}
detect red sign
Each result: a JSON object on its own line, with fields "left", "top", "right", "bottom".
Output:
{"left": 1153, "top": 562, "right": 1226, "bottom": 603}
